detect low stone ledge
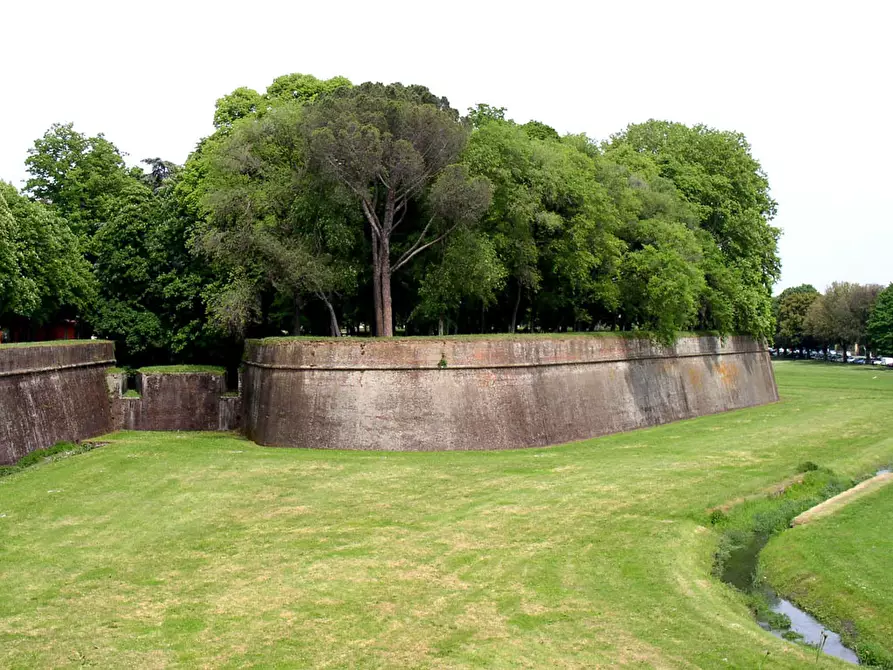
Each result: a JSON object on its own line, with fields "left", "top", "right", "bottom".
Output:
{"left": 109, "top": 368, "right": 241, "bottom": 432}
{"left": 0, "top": 341, "right": 115, "bottom": 377}
{"left": 243, "top": 334, "right": 763, "bottom": 371}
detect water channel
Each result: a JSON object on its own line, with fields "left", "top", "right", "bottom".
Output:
{"left": 716, "top": 468, "right": 892, "bottom": 665}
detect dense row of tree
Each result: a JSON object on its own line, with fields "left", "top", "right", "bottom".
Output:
{"left": 1, "top": 73, "right": 784, "bottom": 367}
{"left": 773, "top": 282, "right": 893, "bottom": 360}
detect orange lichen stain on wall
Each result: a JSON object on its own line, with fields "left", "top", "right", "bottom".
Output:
{"left": 686, "top": 366, "right": 704, "bottom": 390}
{"left": 716, "top": 361, "right": 741, "bottom": 384}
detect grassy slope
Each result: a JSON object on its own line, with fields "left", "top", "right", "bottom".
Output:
{"left": 762, "top": 479, "right": 893, "bottom": 663}
{"left": 0, "top": 362, "right": 891, "bottom": 669}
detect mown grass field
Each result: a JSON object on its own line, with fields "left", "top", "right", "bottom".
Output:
{"left": 1, "top": 362, "right": 892, "bottom": 668}
{"left": 762, "top": 476, "right": 893, "bottom": 666}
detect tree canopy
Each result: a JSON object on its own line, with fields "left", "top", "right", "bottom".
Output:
{"left": 2, "top": 73, "right": 792, "bottom": 364}
{"left": 804, "top": 282, "right": 882, "bottom": 361}
{"left": 0, "top": 183, "right": 95, "bottom": 331}
{"left": 867, "top": 285, "right": 893, "bottom": 356}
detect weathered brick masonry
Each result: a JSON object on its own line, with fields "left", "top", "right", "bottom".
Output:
{"left": 1, "top": 342, "right": 241, "bottom": 464}
{"left": 242, "top": 335, "right": 779, "bottom": 452}
{"left": 109, "top": 371, "right": 241, "bottom": 432}
{"left": 2, "top": 335, "right": 777, "bottom": 462}
{"left": 0, "top": 342, "right": 115, "bottom": 465}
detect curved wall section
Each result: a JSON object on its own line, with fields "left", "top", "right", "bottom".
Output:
{"left": 0, "top": 341, "right": 115, "bottom": 464}
{"left": 242, "top": 335, "right": 778, "bottom": 452}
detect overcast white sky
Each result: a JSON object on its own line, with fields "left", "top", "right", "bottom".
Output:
{"left": 2, "top": 1, "right": 890, "bottom": 292}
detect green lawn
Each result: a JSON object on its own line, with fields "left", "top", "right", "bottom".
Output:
{"left": 762, "top": 478, "right": 893, "bottom": 666}
{"left": 1, "top": 362, "right": 892, "bottom": 668}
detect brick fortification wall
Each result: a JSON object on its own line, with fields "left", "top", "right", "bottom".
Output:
{"left": 242, "top": 335, "right": 779, "bottom": 452}
{"left": 109, "top": 371, "right": 241, "bottom": 431}
{"left": 0, "top": 341, "right": 115, "bottom": 465}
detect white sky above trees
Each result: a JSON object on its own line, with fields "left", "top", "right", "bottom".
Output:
{"left": 2, "top": 0, "right": 890, "bottom": 293}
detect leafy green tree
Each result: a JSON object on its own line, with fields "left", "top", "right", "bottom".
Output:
{"left": 806, "top": 282, "right": 882, "bottom": 361}
{"left": 868, "top": 284, "right": 893, "bottom": 356}
{"left": 462, "top": 115, "right": 718, "bottom": 339}
{"left": 266, "top": 73, "right": 352, "bottom": 104}
{"left": 0, "top": 183, "right": 95, "bottom": 329}
{"left": 0, "top": 189, "right": 29, "bottom": 319}
{"left": 605, "top": 120, "right": 780, "bottom": 339}
{"left": 24, "top": 123, "right": 132, "bottom": 236}
{"left": 213, "top": 87, "right": 266, "bottom": 130}
{"left": 307, "top": 83, "right": 492, "bottom": 336}
{"left": 461, "top": 119, "right": 629, "bottom": 334}
{"left": 412, "top": 228, "right": 507, "bottom": 334}
{"left": 212, "top": 73, "right": 352, "bottom": 131}
{"left": 617, "top": 208, "right": 706, "bottom": 342}
{"left": 88, "top": 165, "right": 229, "bottom": 363}
{"left": 461, "top": 117, "right": 541, "bottom": 331}
{"left": 200, "top": 103, "right": 362, "bottom": 336}
{"left": 774, "top": 284, "right": 820, "bottom": 355}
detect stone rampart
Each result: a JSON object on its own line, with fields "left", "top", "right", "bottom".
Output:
{"left": 0, "top": 341, "right": 115, "bottom": 465}
{"left": 110, "top": 370, "right": 241, "bottom": 431}
{"left": 242, "top": 335, "right": 778, "bottom": 452}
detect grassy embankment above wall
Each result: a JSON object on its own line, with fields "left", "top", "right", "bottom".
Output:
{"left": 0, "top": 362, "right": 891, "bottom": 667}
{"left": 247, "top": 330, "right": 728, "bottom": 345}
{"left": 136, "top": 365, "right": 226, "bottom": 374}
{"left": 0, "top": 339, "right": 112, "bottom": 349}
{"left": 762, "top": 481, "right": 893, "bottom": 667}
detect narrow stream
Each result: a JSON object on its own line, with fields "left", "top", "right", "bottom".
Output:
{"left": 716, "top": 467, "right": 892, "bottom": 665}
{"left": 721, "top": 528, "right": 860, "bottom": 664}
{"left": 768, "top": 599, "right": 859, "bottom": 664}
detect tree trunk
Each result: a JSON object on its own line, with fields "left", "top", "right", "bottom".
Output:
{"left": 370, "top": 234, "right": 384, "bottom": 337}
{"left": 291, "top": 294, "right": 302, "bottom": 336}
{"left": 319, "top": 294, "right": 342, "bottom": 337}
{"left": 438, "top": 316, "right": 445, "bottom": 336}
{"left": 842, "top": 344, "right": 848, "bottom": 364}
{"left": 379, "top": 237, "right": 393, "bottom": 337}
{"left": 510, "top": 281, "right": 521, "bottom": 333}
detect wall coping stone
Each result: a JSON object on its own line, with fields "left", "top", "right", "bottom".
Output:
{"left": 0, "top": 341, "right": 115, "bottom": 377}
{"left": 243, "top": 335, "right": 766, "bottom": 371}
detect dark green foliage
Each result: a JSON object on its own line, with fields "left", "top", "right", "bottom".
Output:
{"left": 774, "top": 284, "right": 819, "bottom": 352}
{"left": 806, "top": 282, "right": 883, "bottom": 359}
{"left": 0, "top": 183, "right": 95, "bottom": 327}
{"left": 797, "top": 460, "right": 820, "bottom": 473}
{"left": 867, "top": 284, "right": 893, "bottom": 356}
{"left": 3, "top": 74, "right": 782, "bottom": 362}
{"left": 855, "top": 641, "right": 893, "bottom": 669}
{"left": 87, "top": 161, "right": 233, "bottom": 364}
